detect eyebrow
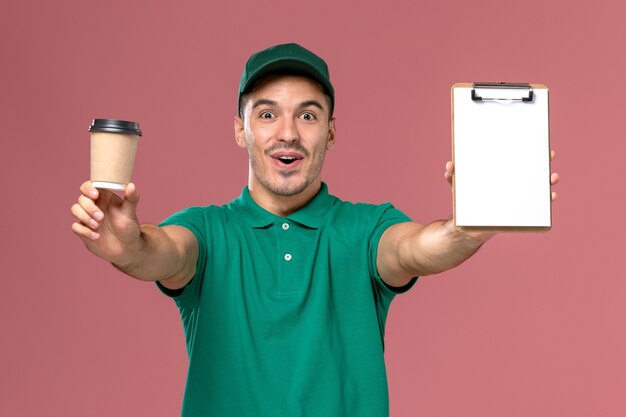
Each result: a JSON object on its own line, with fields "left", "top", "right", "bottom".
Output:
{"left": 299, "top": 100, "right": 325, "bottom": 111}
{"left": 251, "top": 98, "right": 325, "bottom": 112}
{"left": 251, "top": 98, "right": 278, "bottom": 110}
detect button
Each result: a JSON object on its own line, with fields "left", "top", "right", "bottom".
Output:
{"left": 282, "top": 223, "right": 290, "bottom": 230}
{"left": 284, "top": 253, "right": 292, "bottom": 261}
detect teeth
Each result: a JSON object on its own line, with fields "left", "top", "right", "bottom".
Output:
{"left": 277, "top": 155, "right": 298, "bottom": 165}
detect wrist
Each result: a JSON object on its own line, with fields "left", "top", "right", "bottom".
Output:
{"left": 444, "top": 219, "right": 495, "bottom": 246}
{"left": 110, "top": 229, "right": 147, "bottom": 273}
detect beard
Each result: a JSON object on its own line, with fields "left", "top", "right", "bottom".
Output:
{"left": 257, "top": 171, "right": 310, "bottom": 197}
{"left": 247, "top": 141, "right": 326, "bottom": 197}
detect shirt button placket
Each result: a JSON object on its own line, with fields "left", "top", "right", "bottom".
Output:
{"left": 282, "top": 223, "right": 292, "bottom": 261}
{"left": 278, "top": 221, "right": 296, "bottom": 295}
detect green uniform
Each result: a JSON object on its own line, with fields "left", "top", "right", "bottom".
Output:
{"left": 158, "top": 183, "right": 417, "bottom": 417}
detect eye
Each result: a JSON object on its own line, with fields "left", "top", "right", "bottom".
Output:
{"left": 300, "top": 112, "right": 316, "bottom": 121}
{"left": 259, "top": 111, "right": 275, "bottom": 119}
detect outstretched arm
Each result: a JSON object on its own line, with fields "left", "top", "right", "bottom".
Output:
{"left": 377, "top": 152, "right": 560, "bottom": 287}
{"left": 377, "top": 217, "right": 492, "bottom": 287}
{"left": 71, "top": 181, "right": 197, "bottom": 290}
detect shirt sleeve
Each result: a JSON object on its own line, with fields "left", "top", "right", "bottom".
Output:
{"left": 368, "top": 203, "right": 419, "bottom": 298}
{"left": 154, "top": 206, "right": 208, "bottom": 308}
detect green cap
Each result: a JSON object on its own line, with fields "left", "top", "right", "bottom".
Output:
{"left": 238, "top": 43, "right": 335, "bottom": 115}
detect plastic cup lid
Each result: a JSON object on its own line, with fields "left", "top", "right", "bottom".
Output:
{"left": 89, "top": 119, "right": 142, "bottom": 136}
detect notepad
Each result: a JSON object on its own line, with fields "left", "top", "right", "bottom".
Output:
{"left": 452, "top": 82, "right": 552, "bottom": 231}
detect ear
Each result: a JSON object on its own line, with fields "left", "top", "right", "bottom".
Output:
{"left": 234, "top": 116, "right": 247, "bottom": 148}
{"left": 326, "top": 117, "right": 336, "bottom": 150}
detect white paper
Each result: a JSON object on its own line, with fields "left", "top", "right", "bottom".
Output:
{"left": 453, "top": 85, "right": 551, "bottom": 228}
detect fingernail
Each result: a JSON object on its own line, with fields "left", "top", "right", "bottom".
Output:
{"left": 90, "top": 232, "right": 100, "bottom": 240}
{"left": 94, "top": 211, "right": 103, "bottom": 220}
{"left": 89, "top": 190, "right": 98, "bottom": 198}
{"left": 89, "top": 219, "right": 99, "bottom": 229}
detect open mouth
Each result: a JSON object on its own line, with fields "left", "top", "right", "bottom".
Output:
{"left": 267, "top": 144, "right": 308, "bottom": 169}
{"left": 271, "top": 152, "right": 304, "bottom": 167}
{"left": 277, "top": 156, "right": 299, "bottom": 165}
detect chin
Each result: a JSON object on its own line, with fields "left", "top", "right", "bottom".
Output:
{"left": 266, "top": 176, "right": 311, "bottom": 197}
{"left": 269, "top": 183, "right": 307, "bottom": 197}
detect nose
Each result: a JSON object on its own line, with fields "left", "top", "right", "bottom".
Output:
{"left": 277, "top": 116, "right": 299, "bottom": 143}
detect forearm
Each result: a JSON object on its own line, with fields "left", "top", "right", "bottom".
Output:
{"left": 111, "top": 224, "right": 192, "bottom": 283}
{"left": 379, "top": 219, "right": 494, "bottom": 285}
{"left": 402, "top": 219, "right": 493, "bottom": 276}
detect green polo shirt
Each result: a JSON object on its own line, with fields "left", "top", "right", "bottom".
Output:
{"left": 158, "top": 183, "right": 417, "bottom": 417}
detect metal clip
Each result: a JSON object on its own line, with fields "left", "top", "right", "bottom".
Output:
{"left": 471, "top": 82, "right": 534, "bottom": 102}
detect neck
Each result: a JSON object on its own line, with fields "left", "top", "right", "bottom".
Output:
{"left": 248, "top": 178, "right": 321, "bottom": 217}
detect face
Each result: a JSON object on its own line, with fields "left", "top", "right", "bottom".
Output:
{"left": 235, "top": 75, "right": 336, "bottom": 199}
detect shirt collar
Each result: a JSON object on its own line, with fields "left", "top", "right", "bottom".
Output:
{"left": 231, "top": 183, "right": 335, "bottom": 229}
{"left": 287, "top": 183, "right": 334, "bottom": 229}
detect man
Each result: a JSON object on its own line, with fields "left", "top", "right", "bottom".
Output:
{"left": 71, "top": 43, "right": 559, "bottom": 416}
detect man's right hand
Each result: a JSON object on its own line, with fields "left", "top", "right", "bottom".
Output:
{"left": 71, "top": 181, "right": 142, "bottom": 265}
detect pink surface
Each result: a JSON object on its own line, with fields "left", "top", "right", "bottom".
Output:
{"left": 1, "top": 1, "right": 624, "bottom": 416}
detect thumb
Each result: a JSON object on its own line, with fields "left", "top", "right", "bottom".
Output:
{"left": 121, "top": 182, "right": 140, "bottom": 219}
{"left": 444, "top": 161, "right": 454, "bottom": 186}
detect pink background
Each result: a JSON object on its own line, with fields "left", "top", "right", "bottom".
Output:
{"left": 1, "top": 0, "right": 624, "bottom": 416}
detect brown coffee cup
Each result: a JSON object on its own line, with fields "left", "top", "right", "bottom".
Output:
{"left": 89, "top": 119, "right": 142, "bottom": 190}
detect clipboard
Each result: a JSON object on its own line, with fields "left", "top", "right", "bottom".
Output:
{"left": 451, "top": 82, "right": 552, "bottom": 232}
